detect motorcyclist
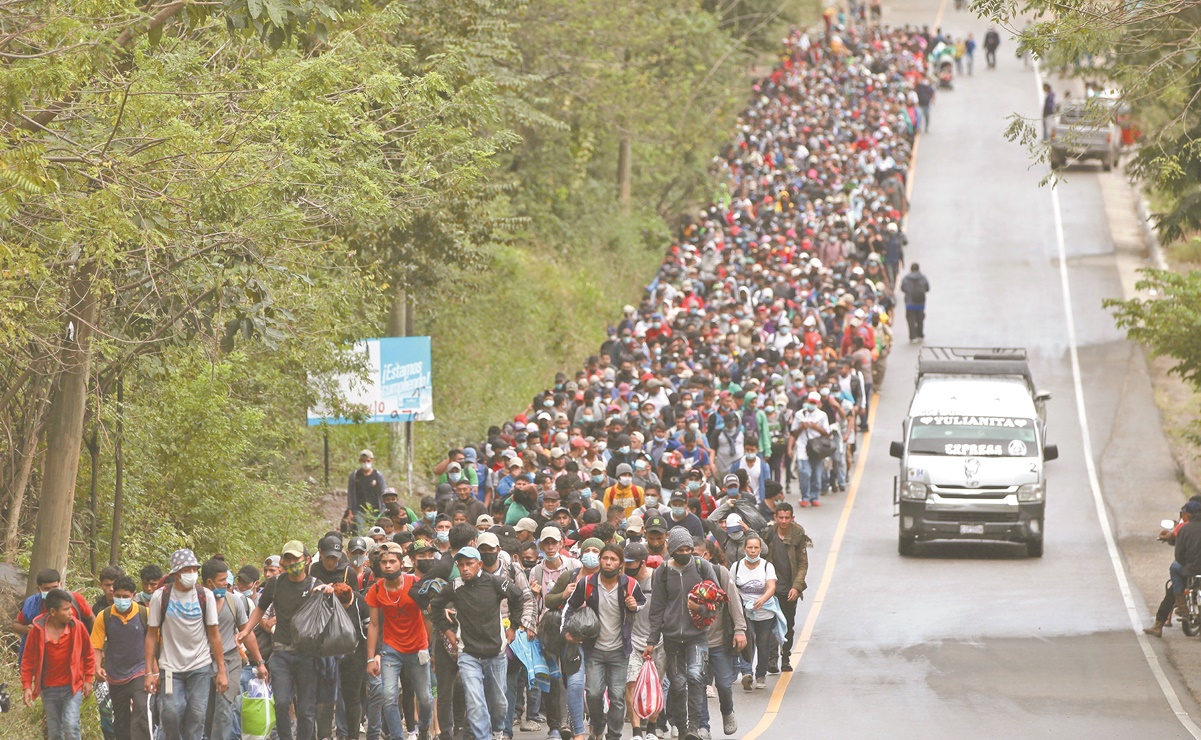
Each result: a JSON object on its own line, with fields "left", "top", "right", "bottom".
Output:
{"left": 1170, "top": 501, "right": 1201, "bottom": 620}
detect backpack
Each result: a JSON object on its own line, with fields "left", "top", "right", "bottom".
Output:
{"left": 154, "top": 584, "right": 214, "bottom": 654}
{"left": 740, "top": 407, "right": 761, "bottom": 448}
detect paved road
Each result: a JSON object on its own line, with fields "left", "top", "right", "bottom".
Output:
{"left": 736, "top": 0, "right": 1201, "bottom": 737}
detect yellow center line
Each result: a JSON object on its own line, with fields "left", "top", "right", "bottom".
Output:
{"left": 741, "top": 394, "right": 879, "bottom": 739}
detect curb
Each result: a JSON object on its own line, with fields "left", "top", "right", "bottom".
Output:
{"left": 1131, "top": 182, "right": 1200, "bottom": 496}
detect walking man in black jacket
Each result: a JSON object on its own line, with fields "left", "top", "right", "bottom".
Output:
{"left": 900, "top": 263, "right": 931, "bottom": 342}
{"left": 431, "top": 546, "right": 527, "bottom": 740}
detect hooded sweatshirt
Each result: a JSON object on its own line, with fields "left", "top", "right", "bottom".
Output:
{"left": 646, "top": 554, "right": 717, "bottom": 644}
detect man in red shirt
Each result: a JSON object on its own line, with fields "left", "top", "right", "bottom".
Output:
{"left": 365, "top": 542, "right": 433, "bottom": 740}
{"left": 20, "top": 588, "right": 96, "bottom": 740}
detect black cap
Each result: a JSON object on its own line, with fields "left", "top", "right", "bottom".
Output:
{"left": 236, "top": 565, "right": 261, "bottom": 584}
{"left": 645, "top": 515, "right": 668, "bottom": 533}
{"left": 668, "top": 489, "right": 687, "bottom": 502}
{"left": 624, "top": 542, "right": 649, "bottom": 562}
{"left": 318, "top": 534, "right": 343, "bottom": 556}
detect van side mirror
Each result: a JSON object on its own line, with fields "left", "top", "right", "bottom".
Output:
{"left": 1035, "top": 390, "right": 1052, "bottom": 403}
{"left": 890, "top": 441, "right": 904, "bottom": 459}
{"left": 1044, "top": 444, "right": 1059, "bottom": 462}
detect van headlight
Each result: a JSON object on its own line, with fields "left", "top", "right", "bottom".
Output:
{"left": 901, "top": 482, "right": 928, "bottom": 501}
{"left": 1017, "top": 484, "right": 1044, "bottom": 502}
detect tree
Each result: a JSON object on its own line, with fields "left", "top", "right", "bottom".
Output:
{"left": 1106, "top": 270, "right": 1201, "bottom": 389}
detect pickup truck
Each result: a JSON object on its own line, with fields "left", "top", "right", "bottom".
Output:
{"left": 1049, "top": 100, "right": 1122, "bottom": 171}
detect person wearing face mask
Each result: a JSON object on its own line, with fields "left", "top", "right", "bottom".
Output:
{"left": 366, "top": 542, "right": 434, "bottom": 740}
{"left": 146, "top": 549, "right": 226, "bottom": 740}
{"left": 13, "top": 568, "right": 95, "bottom": 660}
{"left": 697, "top": 540, "right": 747, "bottom": 739}
{"left": 622, "top": 541, "right": 667, "bottom": 740}
{"left": 631, "top": 455, "right": 661, "bottom": 490}
{"left": 788, "top": 391, "right": 832, "bottom": 507}
{"left": 346, "top": 449, "right": 386, "bottom": 536}
{"left": 241, "top": 540, "right": 319, "bottom": 740}
{"left": 565, "top": 543, "right": 647, "bottom": 740}
{"left": 432, "top": 516, "right": 454, "bottom": 556}
{"left": 526, "top": 528, "right": 581, "bottom": 740}
{"left": 496, "top": 457, "right": 525, "bottom": 500}
{"left": 476, "top": 531, "right": 539, "bottom": 740}
{"left": 136, "top": 564, "right": 164, "bottom": 607}
{"left": 729, "top": 438, "right": 772, "bottom": 503}
{"left": 643, "top": 529, "right": 719, "bottom": 740}
{"left": 345, "top": 537, "right": 376, "bottom": 592}
{"left": 681, "top": 469, "right": 719, "bottom": 520}
{"left": 605, "top": 433, "right": 636, "bottom": 478}
{"left": 201, "top": 558, "right": 266, "bottom": 740}
{"left": 732, "top": 534, "right": 777, "bottom": 691}
{"left": 603, "top": 463, "right": 645, "bottom": 519}
{"left": 665, "top": 490, "right": 706, "bottom": 537}
{"left": 543, "top": 537, "right": 605, "bottom": 740}
{"left": 90, "top": 575, "right": 152, "bottom": 740}
{"left": 586, "top": 460, "right": 612, "bottom": 501}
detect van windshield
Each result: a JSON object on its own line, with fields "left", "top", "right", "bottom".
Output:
{"left": 908, "top": 415, "right": 1038, "bottom": 457}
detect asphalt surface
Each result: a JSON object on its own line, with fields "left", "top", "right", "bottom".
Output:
{"left": 736, "top": 0, "right": 1201, "bottom": 737}
{"left": 496, "top": 2, "right": 1201, "bottom": 738}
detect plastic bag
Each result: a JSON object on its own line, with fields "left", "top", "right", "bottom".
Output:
{"left": 564, "top": 607, "right": 600, "bottom": 641}
{"left": 292, "top": 592, "right": 334, "bottom": 656}
{"left": 322, "top": 598, "right": 359, "bottom": 657}
{"left": 632, "top": 659, "right": 664, "bottom": 720}
{"left": 242, "top": 677, "right": 276, "bottom": 739}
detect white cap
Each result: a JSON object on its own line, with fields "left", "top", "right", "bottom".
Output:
{"left": 726, "top": 512, "right": 743, "bottom": 527}
{"left": 477, "top": 532, "right": 500, "bottom": 549}
{"left": 539, "top": 527, "right": 563, "bottom": 542}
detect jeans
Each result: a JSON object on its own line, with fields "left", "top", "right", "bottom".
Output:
{"left": 504, "top": 659, "right": 528, "bottom": 736}
{"left": 382, "top": 645, "right": 434, "bottom": 738}
{"left": 700, "top": 645, "right": 735, "bottom": 729}
{"left": 1171, "top": 560, "right": 1189, "bottom": 594}
{"left": 742, "top": 618, "right": 777, "bottom": 679}
{"left": 434, "top": 638, "right": 466, "bottom": 738}
{"left": 456, "top": 653, "right": 507, "bottom": 740}
{"left": 663, "top": 638, "right": 708, "bottom": 734}
{"left": 269, "top": 650, "right": 318, "bottom": 740}
{"left": 906, "top": 307, "right": 925, "bottom": 340}
{"left": 563, "top": 646, "right": 586, "bottom": 736}
{"left": 108, "top": 678, "right": 151, "bottom": 740}
{"left": 584, "top": 648, "right": 627, "bottom": 740}
{"left": 831, "top": 443, "right": 847, "bottom": 490}
{"left": 159, "top": 667, "right": 210, "bottom": 740}
{"left": 919, "top": 104, "right": 930, "bottom": 132}
{"left": 797, "top": 458, "right": 821, "bottom": 503}
{"left": 42, "top": 685, "right": 83, "bottom": 740}
{"left": 778, "top": 597, "right": 798, "bottom": 663}
{"left": 209, "top": 653, "right": 241, "bottom": 740}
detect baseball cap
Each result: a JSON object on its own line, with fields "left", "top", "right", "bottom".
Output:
{"left": 476, "top": 515, "right": 495, "bottom": 528}
{"left": 722, "top": 473, "right": 740, "bottom": 487}
{"left": 550, "top": 447, "right": 565, "bottom": 459}
{"left": 382, "top": 487, "right": 399, "bottom": 499}
{"left": 368, "top": 526, "right": 386, "bottom": 537}
{"left": 264, "top": 555, "right": 282, "bottom": 568}
{"left": 347, "top": 536, "right": 369, "bottom": 554}
{"left": 237, "top": 565, "right": 261, "bottom": 584}
{"left": 645, "top": 514, "right": 669, "bottom": 533}
{"left": 626, "top": 515, "right": 645, "bottom": 533}
{"left": 318, "top": 534, "right": 343, "bottom": 557}
{"left": 726, "top": 512, "right": 743, "bottom": 527}
{"left": 624, "top": 542, "right": 649, "bottom": 562}
{"left": 281, "top": 540, "right": 306, "bottom": 558}
{"left": 359, "top": 449, "right": 374, "bottom": 459}
{"left": 508, "top": 458, "right": 523, "bottom": 470}
{"left": 590, "top": 461, "right": 606, "bottom": 473}
{"left": 476, "top": 532, "right": 500, "bottom": 549}
{"left": 515, "top": 518, "right": 538, "bottom": 534}
{"left": 1185, "top": 501, "right": 1201, "bottom": 515}
{"left": 539, "top": 527, "right": 563, "bottom": 542}
{"left": 448, "top": 461, "right": 462, "bottom": 471}
{"left": 455, "top": 546, "right": 481, "bottom": 561}
{"left": 807, "top": 391, "right": 821, "bottom": 403}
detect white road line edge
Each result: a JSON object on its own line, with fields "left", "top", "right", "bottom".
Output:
{"left": 1035, "top": 61, "right": 1201, "bottom": 737}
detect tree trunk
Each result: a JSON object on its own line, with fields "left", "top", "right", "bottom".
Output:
{"left": 3, "top": 379, "right": 49, "bottom": 563}
{"left": 109, "top": 377, "right": 124, "bottom": 566}
{"left": 617, "top": 135, "right": 632, "bottom": 214}
{"left": 27, "top": 268, "right": 99, "bottom": 593}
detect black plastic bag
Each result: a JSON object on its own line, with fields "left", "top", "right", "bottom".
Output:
{"left": 538, "top": 608, "right": 565, "bottom": 656}
{"left": 322, "top": 598, "right": 359, "bottom": 657}
{"left": 564, "top": 607, "right": 600, "bottom": 641}
{"left": 806, "top": 435, "right": 837, "bottom": 460}
{"left": 292, "top": 592, "right": 334, "bottom": 656}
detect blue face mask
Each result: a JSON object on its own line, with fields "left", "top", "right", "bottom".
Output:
{"left": 113, "top": 597, "right": 133, "bottom": 612}
{"left": 687, "top": 481, "right": 701, "bottom": 492}
{"left": 744, "top": 554, "right": 761, "bottom": 564}
{"left": 425, "top": 511, "right": 436, "bottom": 521}
{"left": 436, "top": 531, "right": 450, "bottom": 543}
{"left": 581, "top": 552, "right": 600, "bottom": 569}
{"left": 591, "top": 474, "right": 605, "bottom": 483}
{"left": 619, "top": 446, "right": 631, "bottom": 455}
{"left": 671, "top": 506, "right": 687, "bottom": 518}
{"left": 212, "top": 587, "right": 228, "bottom": 599}
{"left": 449, "top": 472, "right": 461, "bottom": 482}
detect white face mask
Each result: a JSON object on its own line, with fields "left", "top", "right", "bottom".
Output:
{"left": 362, "top": 462, "right": 373, "bottom": 471}
{"left": 178, "top": 571, "right": 199, "bottom": 588}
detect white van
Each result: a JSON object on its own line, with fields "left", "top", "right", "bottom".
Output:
{"left": 890, "top": 348, "right": 1059, "bottom": 557}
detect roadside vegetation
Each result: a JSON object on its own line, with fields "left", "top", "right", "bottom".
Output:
{"left": 0, "top": 0, "right": 815, "bottom": 602}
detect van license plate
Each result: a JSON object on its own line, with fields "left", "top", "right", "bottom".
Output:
{"left": 959, "top": 524, "right": 985, "bottom": 535}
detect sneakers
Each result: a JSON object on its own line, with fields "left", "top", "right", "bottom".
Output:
{"left": 798, "top": 501, "right": 810, "bottom": 508}
{"left": 811, "top": 500, "right": 821, "bottom": 507}
{"left": 742, "top": 674, "right": 754, "bottom": 691}
{"left": 520, "top": 719, "right": 542, "bottom": 732}
{"left": 766, "top": 663, "right": 780, "bottom": 675}
{"left": 755, "top": 678, "right": 767, "bottom": 689}
{"left": 547, "top": 730, "right": 562, "bottom": 739}
{"left": 722, "top": 714, "right": 737, "bottom": 736}
{"left": 781, "top": 659, "right": 794, "bottom": 672}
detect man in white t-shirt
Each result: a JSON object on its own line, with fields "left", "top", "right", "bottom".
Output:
{"left": 788, "top": 392, "right": 831, "bottom": 508}
{"left": 144, "top": 548, "right": 224, "bottom": 740}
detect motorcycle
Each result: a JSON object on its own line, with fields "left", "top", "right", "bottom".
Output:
{"left": 1159, "top": 519, "right": 1201, "bottom": 636}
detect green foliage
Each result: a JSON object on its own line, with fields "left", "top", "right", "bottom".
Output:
{"left": 977, "top": 0, "right": 1201, "bottom": 240}
{"left": 1105, "top": 269, "right": 1201, "bottom": 389}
